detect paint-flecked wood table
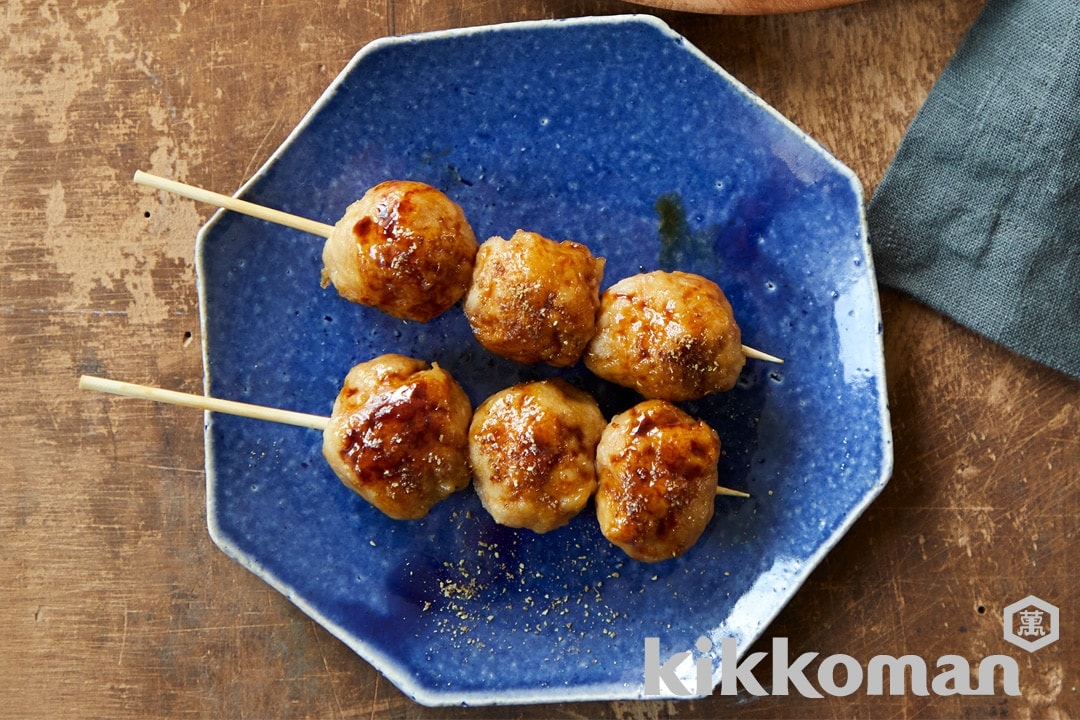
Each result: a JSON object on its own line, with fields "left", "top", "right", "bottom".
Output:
{"left": 2, "top": 0, "right": 1076, "bottom": 717}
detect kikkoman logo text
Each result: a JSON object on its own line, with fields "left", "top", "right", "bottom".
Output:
{"left": 645, "top": 637, "right": 1020, "bottom": 698}
{"left": 645, "top": 595, "right": 1059, "bottom": 699}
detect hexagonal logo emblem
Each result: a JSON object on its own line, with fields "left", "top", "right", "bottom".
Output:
{"left": 1003, "top": 595, "right": 1059, "bottom": 652}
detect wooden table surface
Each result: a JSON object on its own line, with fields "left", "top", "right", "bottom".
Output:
{"left": 2, "top": 0, "right": 1076, "bottom": 718}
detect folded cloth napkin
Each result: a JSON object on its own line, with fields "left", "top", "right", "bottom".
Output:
{"left": 866, "top": 0, "right": 1080, "bottom": 379}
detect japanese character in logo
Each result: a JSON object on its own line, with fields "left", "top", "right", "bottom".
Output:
{"left": 1003, "top": 595, "right": 1059, "bottom": 652}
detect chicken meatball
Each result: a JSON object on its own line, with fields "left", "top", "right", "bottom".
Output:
{"left": 595, "top": 400, "right": 720, "bottom": 562}
{"left": 584, "top": 271, "right": 745, "bottom": 401}
{"left": 320, "top": 180, "right": 478, "bottom": 322}
{"left": 469, "top": 379, "right": 606, "bottom": 534}
{"left": 464, "top": 230, "right": 605, "bottom": 367}
{"left": 322, "top": 354, "right": 472, "bottom": 520}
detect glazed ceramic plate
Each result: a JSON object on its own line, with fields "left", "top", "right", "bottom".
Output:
{"left": 196, "top": 15, "right": 891, "bottom": 706}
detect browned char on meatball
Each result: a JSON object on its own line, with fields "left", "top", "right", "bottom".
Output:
{"left": 320, "top": 180, "right": 478, "bottom": 322}
{"left": 464, "top": 230, "right": 605, "bottom": 367}
{"left": 469, "top": 379, "right": 606, "bottom": 534}
{"left": 584, "top": 270, "right": 745, "bottom": 401}
{"left": 595, "top": 400, "right": 720, "bottom": 562}
{"left": 321, "top": 354, "right": 472, "bottom": 520}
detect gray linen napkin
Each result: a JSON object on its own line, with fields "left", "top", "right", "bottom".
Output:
{"left": 866, "top": 0, "right": 1080, "bottom": 379}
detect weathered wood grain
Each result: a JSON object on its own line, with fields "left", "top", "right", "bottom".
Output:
{"left": 625, "top": 0, "right": 865, "bottom": 15}
{"left": 2, "top": 0, "right": 1076, "bottom": 718}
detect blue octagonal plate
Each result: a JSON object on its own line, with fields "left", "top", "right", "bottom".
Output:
{"left": 196, "top": 15, "right": 892, "bottom": 706}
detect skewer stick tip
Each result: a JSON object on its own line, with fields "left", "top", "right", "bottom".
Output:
{"left": 742, "top": 345, "right": 784, "bottom": 364}
{"left": 716, "top": 486, "right": 750, "bottom": 498}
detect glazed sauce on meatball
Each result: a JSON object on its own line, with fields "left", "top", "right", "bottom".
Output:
{"left": 595, "top": 400, "right": 720, "bottom": 562}
{"left": 322, "top": 354, "right": 472, "bottom": 520}
{"left": 469, "top": 379, "right": 606, "bottom": 533}
{"left": 321, "top": 180, "right": 478, "bottom": 322}
{"left": 464, "top": 230, "right": 604, "bottom": 367}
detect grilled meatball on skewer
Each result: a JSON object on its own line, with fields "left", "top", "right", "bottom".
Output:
{"left": 81, "top": 354, "right": 474, "bottom": 520}
{"left": 464, "top": 230, "right": 605, "bottom": 367}
{"left": 134, "top": 172, "right": 477, "bottom": 323}
{"left": 321, "top": 354, "right": 473, "bottom": 520}
{"left": 321, "top": 180, "right": 479, "bottom": 322}
{"left": 136, "top": 172, "right": 777, "bottom": 386}
{"left": 134, "top": 172, "right": 778, "bottom": 378}
{"left": 584, "top": 270, "right": 747, "bottom": 402}
{"left": 469, "top": 379, "right": 606, "bottom": 533}
{"left": 80, "top": 368, "right": 746, "bottom": 555}
{"left": 596, "top": 400, "right": 721, "bottom": 562}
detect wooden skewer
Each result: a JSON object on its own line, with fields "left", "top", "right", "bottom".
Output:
{"left": 134, "top": 170, "right": 335, "bottom": 238}
{"left": 79, "top": 374, "right": 749, "bottom": 498}
{"left": 742, "top": 345, "right": 783, "bottom": 364}
{"left": 78, "top": 375, "right": 328, "bottom": 430}
{"left": 134, "top": 170, "right": 782, "bottom": 364}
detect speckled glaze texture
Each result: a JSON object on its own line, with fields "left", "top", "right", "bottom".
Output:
{"left": 196, "top": 15, "right": 892, "bottom": 706}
